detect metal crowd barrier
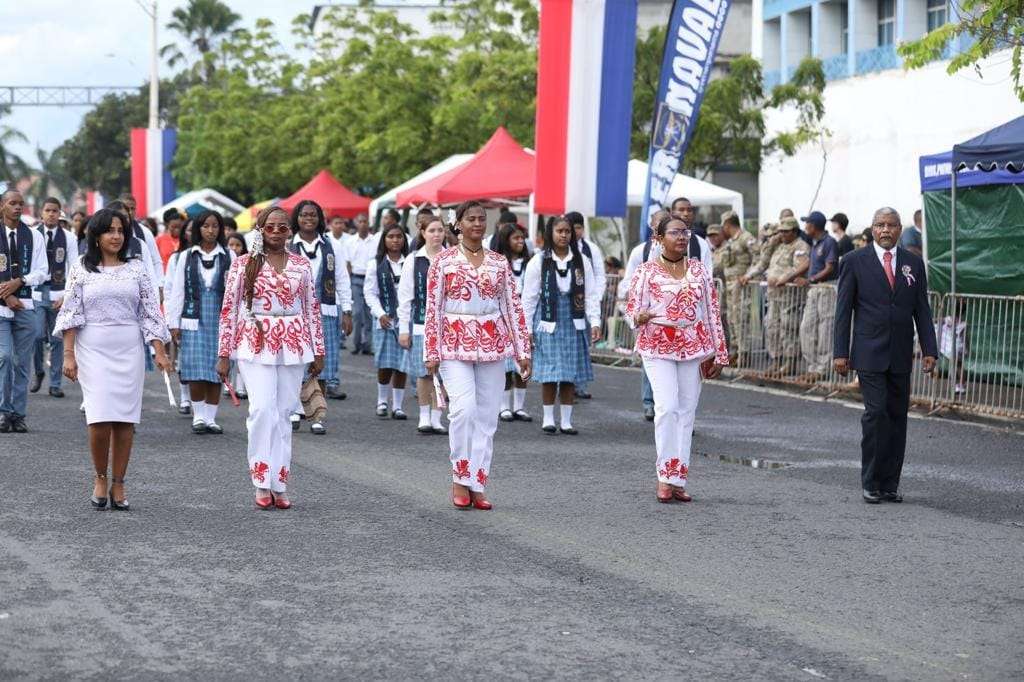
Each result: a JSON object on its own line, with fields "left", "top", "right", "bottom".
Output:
{"left": 594, "top": 272, "right": 1024, "bottom": 422}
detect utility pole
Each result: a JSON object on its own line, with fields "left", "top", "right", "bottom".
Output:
{"left": 136, "top": 0, "right": 159, "bottom": 128}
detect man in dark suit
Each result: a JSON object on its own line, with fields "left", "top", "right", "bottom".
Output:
{"left": 833, "top": 207, "right": 938, "bottom": 504}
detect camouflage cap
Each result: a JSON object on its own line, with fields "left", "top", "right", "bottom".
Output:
{"left": 720, "top": 210, "right": 737, "bottom": 223}
{"left": 778, "top": 217, "right": 800, "bottom": 231}
{"left": 706, "top": 223, "right": 723, "bottom": 235}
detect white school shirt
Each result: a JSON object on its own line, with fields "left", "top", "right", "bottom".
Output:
{"left": 579, "top": 237, "right": 607, "bottom": 302}
{"left": 364, "top": 254, "right": 406, "bottom": 325}
{"left": 1, "top": 224, "right": 48, "bottom": 318}
{"left": 292, "top": 234, "right": 352, "bottom": 315}
{"left": 133, "top": 221, "right": 163, "bottom": 289}
{"left": 521, "top": 250, "right": 601, "bottom": 333}
{"left": 33, "top": 225, "right": 79, "bottom": 303}
{"left": 396, "top": 247, "right": 440, "bottom": 336}
{"left": 165, "top": 244, "right": 234, "bottom": 329}
{"left": 346, "top": 232, "right": 380, "bottom": 276}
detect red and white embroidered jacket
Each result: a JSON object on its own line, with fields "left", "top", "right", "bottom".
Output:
{"left": 423, "top": 247, "right": 531, "bottom": 364}
{"left": 625, "top": 259, "right": 729, "bottom": 364}
{"left": 217, "top": 253, "right": 326, "bottom": 365}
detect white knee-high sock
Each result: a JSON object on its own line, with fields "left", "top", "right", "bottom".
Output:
{"left": 430, "top": 408, "right": 443, "bottom": 429}
{"left": 192, "top": 400, "right": 206, "bottom": 422}
{"left": 542, "top": 404, "right": 555, "bottom": 427}
{"left": 392, "top": 388, "right": 405, "bottom": 409}
{"left": 179, "top": 383, "right": 190, "bottom": 403}
{"left": 502, "top": 389, "right": 512, "bottom": 411}
{"left": 513, "top": 388, "right": 526, "bottom": 411}
{"left": 376, "top": 383, "right": 389, "bottom": 405}
{"left": 418, "top": 404, "right": 431, "bottom": 427}
{"left": 206, "top": 402, "right": 219, "bottom": 424}
{"left": 560, "top": 404, "right": 573, "bottom": 429}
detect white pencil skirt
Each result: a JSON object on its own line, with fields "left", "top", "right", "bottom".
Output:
{"left": 77, "top": 323, "right": 145, "bottom": 425}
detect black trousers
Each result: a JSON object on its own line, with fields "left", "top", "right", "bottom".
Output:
{"left": 857, "top": 370, "right": 911, "bottom": 493}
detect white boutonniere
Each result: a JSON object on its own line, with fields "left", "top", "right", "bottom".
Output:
{"left": 901, "top": 264, "right": 915, "bottom": 286}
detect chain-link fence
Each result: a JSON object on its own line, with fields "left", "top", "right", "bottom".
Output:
{"left": 594, "top": 273, "right": 1024, "bottom": 421}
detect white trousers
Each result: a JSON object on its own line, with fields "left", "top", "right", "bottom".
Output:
{"left": 439, "top": 359, "right": 505, "bottom": 492}
{"left": 237, "top": 361, "right": 304, "bottom": 492}
{"left": 641, "top": 357, "right": 702, "bottom": 486}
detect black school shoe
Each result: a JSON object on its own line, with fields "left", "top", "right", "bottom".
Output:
{"left": 862, "top": 489, "right": 881, "bottom": 504}
{"left": 880, "top": 491, "right": 903, "bottom": 503}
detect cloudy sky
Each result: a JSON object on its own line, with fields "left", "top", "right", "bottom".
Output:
{"left": 1, "top": 1, "right": 310, "bottom": 161}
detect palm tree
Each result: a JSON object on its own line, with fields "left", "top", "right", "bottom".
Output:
{"left": 0, "top": 106, "right": 29, "bottom": 186}
{"left": 28, "top": 147, "right": 75, "bottom": 205}
{"left": 160, "top": 0, "right": 241, "bottom": 82}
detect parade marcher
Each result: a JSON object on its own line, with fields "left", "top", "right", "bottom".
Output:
{"left": 289, "top": 200, "right": 352, "bottom": 409}
{"left": 834, "top": 207, "right": 937, "bottom": 504}
{"left": 167, "top": 210, "right": 234, "bottom": 434}
{"left": 495, "top": 222, "right": 532, "bottom": 422}
{"left": 564, "top": 211, "right": 605, "bottom": 401}
{"left": 719, "top": 211, "right": 756, "bottom": 365}
{"left": 54, "top": 208, "right": 172, "bottom": 510}
{"left": 30, "top": 197, "right": 78, "bottom": 398}
{"left": 117, "top": 194, "right": 164, "bottom": 296}
{"left": 155, "top": 208, "right": 184, "bottom": 272}
{"left": 521, "top": 216, "right": 601, "bottom": 435}
{"left": 668, "top": 197, "right": 714, "bottom": 273}
{"left": 423, "top": 200, "right": 531, "bottom": 510}
{"left": 744, "top": 217, "right": 809, "bottom": 377}
{"left": 216, "top": 206, "right": 325, "bottom": 510}
{"left": 225, "top": 233, "right": 249, "bottom": 399}
{"left": 346, "top": 212, "right": 378, "bottom": 355}
{"left": 0, "top": 190, "right": 48, "bottom": 433}
{"left": 397, "top": 217, "right": 447, "bottom": 434}
{"left": 105, "top": 200, "right": 160, "bottom": 301}
{"left": 365, "top": 222, "right": 410, "bottom": 419}
{"left": 624, "top": 215, "right": 728, "bottom": 503}
{"left": 165, "top": 219, "right": 194, "bottom": 413}
{"left": 796, "top": 211, "right": 839, "bottom": 382}
{"left": 622, "top": 209, "right": 670, "bottom": 422}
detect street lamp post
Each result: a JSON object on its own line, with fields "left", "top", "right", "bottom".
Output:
{"left": 135, "top": 0, "right": 159, "bottom": 128}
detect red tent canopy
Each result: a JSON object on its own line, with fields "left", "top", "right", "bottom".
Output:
{"left": 279, "top": 169, "right": 371, "bottom": 218}
{"left": 396, "top": 127, "right": 535, "bottom": 207}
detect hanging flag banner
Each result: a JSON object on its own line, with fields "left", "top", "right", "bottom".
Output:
{"left": 640, "top": 0, "right": 731, "bottom": 239}
{"left": 130, "top": 127, "right": 177, "bottom": 217}
{"left": 534, "top": 0, "right": 638, "bottom": 217}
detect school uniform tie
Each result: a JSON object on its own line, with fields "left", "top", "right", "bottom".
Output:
{"left": 883, "top": 251, "right": 895, "bottom": 290}
{"left": 46, "top": 229, "right": 54, "bottom": 250}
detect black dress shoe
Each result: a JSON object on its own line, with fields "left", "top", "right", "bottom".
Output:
{"left": 0, "top": 415, "right": 9, "bottom": 433}
{"left": 512, "top": 409, "right": 532, "bottom": 422}
{"left": 862, "top": 489, "right": 882, "bottom": 504}
{"left": 542, "top": 424, "right": 558, "bottom": 434}
{"left": 574, "top": 389, "right": 592, "bottom": 399}
{"left": 881, "top": 491, "right": 903, "bottom": 503}
{"left": 178, "top": 403, "right": 192, "bottom": 416}
{"left": 559, "top": 426, "right": 579, "bottom": 435}
{"left": 325, "top": 387, "right": 347, "bottom": 400}
{"left": 29, "top": 373, "right": 44, "bottom": 393}
{"left": 644, "top": 406, "right": 655, "bottom": 422}
{"left": 10, "top": 417, "right": 27, "bottom": 433}
{"left": 392, "top": 409, "right": 407, "bottom": 420}
{"left": 49, "top": 387, "right": 65, "bottom": 398}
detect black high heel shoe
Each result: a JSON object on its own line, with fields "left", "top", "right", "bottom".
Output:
{"left": 108, "top": 477, "right": 130, "bottom": 511}
{"left": 90, "top": 473, "right": 108, "bottom": 510}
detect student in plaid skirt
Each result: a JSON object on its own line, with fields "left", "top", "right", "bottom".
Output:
{"left": 167, "top": 211, "right": 234, "bottom": 434}
{"left": 397, "top": 216, "right": 447, "bottom": 434}
{"left": 495, "top": 222, "right": 532, "bottom": 422}
{"left": 521, "top": 216, "right": 602, "bottom": 435}
{"left": 365, "top": 223, "right": 410, "bottom": 419}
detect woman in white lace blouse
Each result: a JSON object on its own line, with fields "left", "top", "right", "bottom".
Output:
{"left": 54, "top": 209, "right": 172, "bottom": 511}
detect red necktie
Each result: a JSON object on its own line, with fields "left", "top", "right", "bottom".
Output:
{"left": 883, "top": 251, "right": 895, "bottom": 290}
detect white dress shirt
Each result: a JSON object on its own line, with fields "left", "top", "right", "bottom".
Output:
{"left": 396, "top": 246, "right": 439, "bottom": 336}
{"left": 165, "top": 244, "right": 234, "bottom": 329}
{"left": 521, "top": 250, "right": 602, "bottom": 332}
{"left": 873, "top": 241, "right": 898, "bottom": 271}
{"left": 580, "top": 237, "right": 607, "bottom": 304}
{"left": 2, "top": 224, "right": 48, "bottom": 318}
{"left": 364, "top": 254, "right": 406, "bottom": 323}
{"left": 346, "top": 232, "right": 381, "bottom": 276}
{"left": 292, "top": 234, "right": 352, "bottom": 315}
{"left": 33, "top": 225, "right": 80, "bottom": 303}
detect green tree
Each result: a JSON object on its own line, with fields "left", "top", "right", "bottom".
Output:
{"left": 27, "top": 147, "right": 75, "bottom": 205}
{"left": 160, "top": 0, "right": 242, "bottom": 83}
{"left": 0, "top": 106, "right": 29, "bottom": 186}
{"left": 631, "top": 29, "right": 827, "bottom": 178}
{"left": 898, "top": 0, "right": 1024, "bottom": 101}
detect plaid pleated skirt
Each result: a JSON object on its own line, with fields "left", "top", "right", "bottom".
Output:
{"left": 373, "top": 325, "right": 410, "bottom": 373}
{"left": 179, "top": 288, "right": 223, "bottom": 383}
{"left": 322, "top": 314, "right": 340, "bottom": 382}
{"left": 409, "top": 332, "right": 428, "bottom": 379}
{"left": 531, "top": 291, "right": 593, "bottom": 385}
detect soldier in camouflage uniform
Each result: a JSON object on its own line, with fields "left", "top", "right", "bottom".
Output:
{"left": 718, "top": 212, "right": 756, "bottom": 364}
{"left": 744, "top": 217, "right": 809, "bottom": 376}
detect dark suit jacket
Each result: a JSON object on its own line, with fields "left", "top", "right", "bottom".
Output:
{"left": 833, "top": 245, "right": 938, "bottom": 373}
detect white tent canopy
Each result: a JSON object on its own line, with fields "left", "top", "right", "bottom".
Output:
{"left": 626, "top": 159, "right": 743, "bottom": 220}
{"left": 369, "top": 154, "right": 473, "bottom": 219}
{"left": 150, "top": 188, "right": 245, "bottom": 221}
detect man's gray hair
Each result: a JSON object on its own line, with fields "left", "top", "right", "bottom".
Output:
{"left": 873, "top": 207, "right": 901, "bottom": 225}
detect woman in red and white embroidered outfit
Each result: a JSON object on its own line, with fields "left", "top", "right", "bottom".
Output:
{"left": 423, "top": 201, "right": 531, "bottom": 510}
{"left": 625, "top": 215, "right": 728, "bottom": 503}
{"left": 216, "top": 207, "right": 325, "bottom": 510}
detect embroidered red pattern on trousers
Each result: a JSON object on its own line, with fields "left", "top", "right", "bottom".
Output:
{"left": 476, "top": 468, "right": 488, "bottom": 486}
{"left": 658, "top": 458, "right": 689, "bottom": 480}
{"left": 278, "top": 467, "right": 289, "bottom": 484}
{"left": 453, "top": 459, "right": 471, "bottom": 480}
{"left": 250, "top": 461, "right": 269, "bottom": 483}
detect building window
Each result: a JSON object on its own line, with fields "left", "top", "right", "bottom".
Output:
{"left": 841, "top": 2, "right": 849, "bottom": 54}
{"left": 877, "top": 0, "right": 895, "bottom": 46}
{"left": 927, "top": 0, "right": 947, "bottom": 32}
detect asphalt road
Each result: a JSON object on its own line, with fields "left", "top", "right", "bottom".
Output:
{"left": 1, "top": 354, "right": 1022, "bottom": 680}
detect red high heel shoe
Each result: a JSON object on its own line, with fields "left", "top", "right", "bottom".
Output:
{"left": 272, "top": 492, "right": 292, "bottom": 510}
{"left": 470, "top": 494, "right": 492, "bottom": 511}
{"left": 656, "top": 483, "right": 674, "bottom": 503}
{"left": 255, "top": 490, "right": 273, "bottom": 510}
{"left": 452, "top": 485, "right": 471, "bottom": 509}
{"left": 672, "top": 487, "right": 693, "bottom": 502}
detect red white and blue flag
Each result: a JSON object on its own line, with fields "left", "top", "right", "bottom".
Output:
{"left": 130, "top": 127, "right": 177, "bottom": 217}
{"left": 85, "top": 191, "right": 104, "bottom": 214}
{"left": 534, "top": 0, "right": 638, "bottom": 217}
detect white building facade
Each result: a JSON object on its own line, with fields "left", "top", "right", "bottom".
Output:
{"left": 752, "top": 0, "right": 1023, "bottom": 228}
